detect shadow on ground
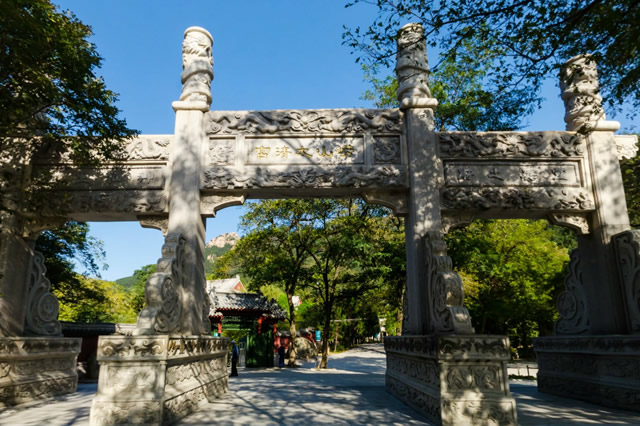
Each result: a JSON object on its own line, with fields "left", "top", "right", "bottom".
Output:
{"left": 2, "top": 344, "right": 640, "bottom": 425}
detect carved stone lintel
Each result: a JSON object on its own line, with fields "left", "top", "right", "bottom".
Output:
{"left": 21, "top": 218, "right": 67, "bottom": 240}
{"left": 441, "top": 214, "right": 474, "bottom": 233}
{"left": 200, "top": 195, "right": 246, "bottom": 217}
{"left": 613, "top": 230, "right": 640, "bottom": 333}
{"left": 362, "top": 191, "right": 408, "bottom": 216}
{"left": 395, "top": 23, "right": 437, "bottom": 110}
{"left": 205, "top": 109, "right": 403, "bottom": 135}
{"left": 548, "top": 213, "right": 590, "bottom": 235}
{"left": 24, "top": 251, "right": 61, "bottom": 337}
{"left": 138, "top": 215, "right": 169, "bottom": 236}
{"left": 616, "top": 135, "right": 639, "bottom": 161}
{"left": 202, "top": 166, "right": 408, "bottom": 190}
{"left": 438, "top": 131, "right": 586, "bottom": 158}
{"left": 135, "top": 233, "right": 185, "bottom": 335}
{"left": 442, "top": 187, "right": 595, "bottom": 211}
{"left": 555, "top": 249, "right": 591, "bottom": 335}
{"left": 424, "top": 232, "right": 475, "bottom": 334}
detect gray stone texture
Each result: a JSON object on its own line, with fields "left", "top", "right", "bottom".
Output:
{"left": 89, "top": 335, "right": 228, "bottom": 425}
{"left": 0, "top": 337, "right": 80, "bottom": 408}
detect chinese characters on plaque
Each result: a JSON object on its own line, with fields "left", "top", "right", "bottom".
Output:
{"left": 247, "top": 137, "right": 364, "bottom": 165}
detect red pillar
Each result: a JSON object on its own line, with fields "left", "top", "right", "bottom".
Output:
{"left": 217, "top": 322, "right": 222, "bottom": 334}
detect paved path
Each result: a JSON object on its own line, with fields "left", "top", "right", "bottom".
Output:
{"left": 1, "top": 344, "right": 640, "bottom": 425}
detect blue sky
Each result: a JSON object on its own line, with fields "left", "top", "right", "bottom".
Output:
{"left": 54, "top": 1, "right": 638, "bottom": 281}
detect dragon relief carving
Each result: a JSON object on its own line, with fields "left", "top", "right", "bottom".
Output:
{"left": 560, "top": 55, "right": 605, "bottom": 132}
{"left": 37, "top": 190, "right": 168, "bottom": 216}
{"left": 117, "top": 136, "right": 172, "bottom": 161}
{"left": 424, "top": 232, "right": 475, "bottom": 334}
{"left": 555, "top": 249, "right": 591, "bottom": 335}
{"left": 373, "top": 137, "right": 402, "bottom": 163}
{"left": 441, "top": 187, "right": 594, "bottom": 211}
{"left": 24, "top": 251, "right": 61, "bottom": 336}
{"left": 202, "top": 166, "right": 407, "bottom": 189}
{"left": 438, "top": 132, "right": 585, "bottom": 158}
{"left": 135, "top": 233, "right": 186, "bottom": 335}
{"left": 395, "top": 23, "right": 436, "bottom": 109}
{"left": 179, "top": 27, "right": 213, "bottom": 105}
{"left": 613, "top": 230, "right": 640, "bottom": 332}
{"left": 204, "top": 109, "right": 402, "bottom": 135}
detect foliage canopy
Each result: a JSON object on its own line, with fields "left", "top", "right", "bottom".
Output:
{"left": 345, "top": 0, "right": 640, "bottom": 117}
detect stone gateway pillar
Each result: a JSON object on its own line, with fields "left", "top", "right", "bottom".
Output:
{"left": 534, "top": 56, "right": 640, "bottom": 412}
{"left": 384, "top": 23, "right": 518, "bottom": 425}
{"left": 89, "top": 27, "right": 228, "bottom": 426}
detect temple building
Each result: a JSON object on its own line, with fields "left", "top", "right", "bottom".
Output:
{"left": 207, "top": 279, "right": 287, "bottom": 367}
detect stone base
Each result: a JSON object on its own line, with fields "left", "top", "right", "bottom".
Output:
{"left": 89, "top": 335, "right": 228, "bottom": 425}
{"left": 534, "top": 335, "right": 640, "bottom": 412}
{"left": 0, "top": 337, "right": 81, "bottom": 408}
{"left": 384, "top": 335, "right": 517, "bottom": 425}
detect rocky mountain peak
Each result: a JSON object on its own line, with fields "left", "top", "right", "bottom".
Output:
{"left": 206, "top": 232, "right": 240, "bottom": 248}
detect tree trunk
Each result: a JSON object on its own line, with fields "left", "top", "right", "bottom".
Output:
{"left": 318, "top": 306, "right": 332, "bottom": 368}
{"left": 287, "top": 293, "right": 297, "bottom": 367}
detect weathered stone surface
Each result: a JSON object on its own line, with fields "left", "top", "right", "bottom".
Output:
{"left": 534, "top": 335, "right": 640, "bottom": 412}
{"left": 385, "top": 335, "right": 517, "bottom": 425}
{"left": 89, "top": 335, "right": 228, "bottom": 426}
{"left": 0, "top": 337, "right": 80, "bottom": 408}
{"left": 613, "top": 230, "right": 640, "bottom": 333}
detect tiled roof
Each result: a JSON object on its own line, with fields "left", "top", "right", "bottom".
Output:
{"left": 209, "top": 292, "right": 287, "bottom": 320}
{"left": 206, "top": 277, "right": 245, "bottom": 293}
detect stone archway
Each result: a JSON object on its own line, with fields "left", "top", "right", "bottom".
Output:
{"left": 1, "top": 23, "right": 638, "bottom": 425}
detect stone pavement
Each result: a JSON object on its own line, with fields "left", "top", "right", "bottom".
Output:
{"left": 1, "top": 343, "right": 640, "bottom": 425}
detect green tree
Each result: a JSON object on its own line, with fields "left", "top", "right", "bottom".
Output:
{"left": 220, "top": 200, "right": 319, "bottom": 366}
{"left": 129, "top": 264, "right": 156, "bottom": 315}
{"left": 345, "top": 0, "right": 640, "bottom": 116}
{"left": 361, "top": 29, "right": 534, "bottom": 131}
{"left": 1, "top": 0, "right": 136, "bottom": 163}
{"left": 35, "top": 221, "right": 108, "bottom": 308}
{"left": 54, "top": 275, "right": 136, "bottom": 323}
{"left": 446, "top": 220, "right": 571, "bottom": 358}
{"left": 305, "top": 199, "right": 391, "bottom": 368}
{"left": 620, "top": 140, "right": 640, "bottom": 228}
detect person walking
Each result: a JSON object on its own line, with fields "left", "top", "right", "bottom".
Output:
{"left": 278, "top": 344, "right": 286, "bottom": 368}
{"left": 231, "top": 340, "right": 239, "bottom": 377}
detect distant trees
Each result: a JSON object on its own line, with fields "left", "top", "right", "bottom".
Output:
{"left": 216, "top": 199, "right": 404, "bottom": 367}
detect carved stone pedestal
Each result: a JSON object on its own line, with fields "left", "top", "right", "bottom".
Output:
{"left": 89, "top": 335, "right": 228, "bottom": 425}
{"left": 384, "top": 335, "right": 517, "bottom": 425}
{"left": 0, "top": 337, "right": 81, "bottom": 407}
{"left": 534, "top": 335, "right": 640, "bottom": 412}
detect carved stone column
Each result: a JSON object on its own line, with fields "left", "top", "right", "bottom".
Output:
{"left": 396, "top": 23, "right": 440, "bottom": 336}
{"left": 387, "top": 23, "right": 516, "bottom": 425}
{"left": 166, "top": 26, "right": 213, "bottom": 336}
{"left": 559, "top": 55, "right": 629, "bottom": 334}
